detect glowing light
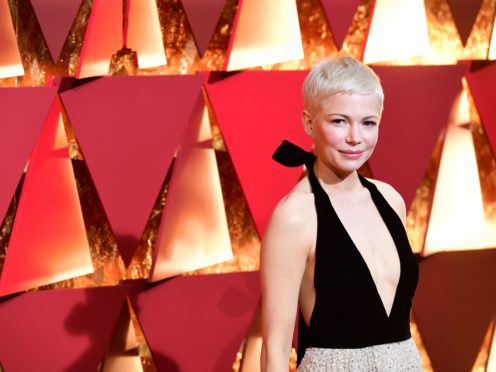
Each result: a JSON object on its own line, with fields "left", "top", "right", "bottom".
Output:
{"left": 150, "top": 106, "right": 232, "bottom": 281}
{"left": 0, "top": 0, "right": 24, "bottom": 78}
{"left": 363, "top": 0, "right": 430, "bottom": 64}
{"left": 76, "top": 0, "right": 122, "bottom": 78}
{"left": 489, "top": 14, "right": 496, "bottom": 59}
{"left": 424, "top": 91, "right": 496, "bottom": 255}
{"left": 126, "top": 0, "right": 166, "bottom": 69}
{"left": 226, "top": 0, "right": 303, "bottom": 71}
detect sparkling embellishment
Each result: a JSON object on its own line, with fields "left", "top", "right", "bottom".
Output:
{"left": 298, "top": 338, "right": 422, "bottom": 371}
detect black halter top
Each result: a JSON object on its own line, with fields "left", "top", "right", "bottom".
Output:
{"left": 272, "top": 140, "right": 419, "bottom": 365}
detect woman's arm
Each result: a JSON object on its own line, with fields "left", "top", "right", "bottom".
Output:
{"left": 260, "top": 194, "right": 312, "bottom": 372}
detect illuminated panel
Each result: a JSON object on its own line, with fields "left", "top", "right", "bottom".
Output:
{"left": 363, "top": 0, "right": 430, "bottom": 64}
{"left": 205, "top": 71, "right": 312, "bottom": 236}
{"left": 60, "top": 75, "right": 204, "bottom": 265}
{"left": 226, "top": 0, "right": 304, "bottom": 71}
{"left": 125, "top": 0, "right": 166, "bottom": 69}
{"left": 135, "top": 272, "right": 259, "bottom": 371}
{"left": 320, "top": 0, "right": 360, "bottom": 49}
{"left": 489, "top": 14, "right": 496, "bottom": 59}
{"left": 0, "top": 286, "right": 128, "bottom": 371}
{"left": 181, "top": 0, "right": 226, "bottom": 55}
{"left": 424, "top": 98, "right": 496, "bottom": 254}
{"left": 0, "top": 88, "right": 56, "bottom": 223}
{"left": 151, "top": 102, "right": 232, "bottom": 281}
{"left": 0, "top": 100, "right": 92, "bottom": 296}
{"left": 75, "top": 0, "right": 122, "bottom": 78}
{"left": 30, "top": 0, "right": 83, "bottom": 62}
{"left": 0, "top": 0, "right": 24, "bottom": 78}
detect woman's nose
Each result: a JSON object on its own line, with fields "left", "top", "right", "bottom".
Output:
{"left": 346, "top": 124, "right": 362, "bottom": 144}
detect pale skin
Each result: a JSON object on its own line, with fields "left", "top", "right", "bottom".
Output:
{"left": 260, "top": 93, "right": 407, "bottom": 372}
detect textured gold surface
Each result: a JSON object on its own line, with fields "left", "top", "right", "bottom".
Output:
{"left": 463, "top": 0, "right": 496, "bottom": 60}
{"left": 422, "top": 0, "right": 464, "bottom": 64}
{"left": 472, "top": 320, "right": 495, "bottom": 372}
{"left": 341, "top": 0, "right": 375, "bottom": 61}
{"left": 410, "top": 312, "right": 434, "bottom": 372}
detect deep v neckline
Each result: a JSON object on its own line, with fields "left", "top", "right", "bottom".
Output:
{"left": 313, "top": 173, "right": 402, "bottom": 319}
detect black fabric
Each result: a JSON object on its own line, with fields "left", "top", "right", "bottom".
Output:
{"left": 272, "top": 141, "right": 419, "bottom": 366}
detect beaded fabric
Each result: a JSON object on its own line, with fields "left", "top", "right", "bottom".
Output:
{"left": 297, "top": 338, "right": 422, "bottom": 372}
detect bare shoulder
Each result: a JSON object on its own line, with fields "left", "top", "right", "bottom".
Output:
{"left": 263, "top": 175, "right": 316, "bottom": 256}
{"left": 366, "top": 178, "right": 407, "bottom": 225}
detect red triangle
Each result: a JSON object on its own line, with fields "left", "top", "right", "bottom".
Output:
{"left": 205, "top": 71, "right": 312, "bottom": 237}
{"left": 465, "top": 63, "right": 496, "bottom": 157}
{"left": 413, "top": 249, "right": 496, "bottom": 371}
{"left": 134, "top": 272, "right": 259, "bottom": 371}
{"left": 181, "top": 0, "right": 226, "bottom": 56}
{"left": 447, "top": 0, "right": 484, "bottom": 46}
{"left": 60, "top": 75, "right": 204, "bottom": 265}
{"left": 30, "top": 0, "right": 83, "bottom": 61}
{"left": 0, "top": 99, "right": 92, "bottom": 296}
{"left": 0, "top": 285, "right": 128, "bottom": 371}
{"left": 319, "top": 0, "right": 360, "bottom": 49}
{"left": 0, "top": 87, "right": 57, "bottom": 224}
{"left": 368, "top": 65, "right": 467, "bottom": 209}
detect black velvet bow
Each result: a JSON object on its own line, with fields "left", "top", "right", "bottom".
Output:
{"left": 272, "top": 140, "right": 315, "bottom": 169}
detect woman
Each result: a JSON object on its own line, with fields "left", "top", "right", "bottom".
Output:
{"left": 260, "top": 56, "right": 421, "bottom": 371}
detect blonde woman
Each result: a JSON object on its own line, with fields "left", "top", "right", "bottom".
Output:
{"left": 260, "top": 56, "right": 421, "bottom": 371}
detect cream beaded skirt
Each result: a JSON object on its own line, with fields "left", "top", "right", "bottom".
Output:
{"left": 297, "top": 338, "right": 422, "bottom": 372}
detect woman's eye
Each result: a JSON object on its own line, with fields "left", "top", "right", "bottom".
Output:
{"left": 363, "top": 121, "right": 377, "bottom": 127}
{"left": 331, "top": 119, "right": 346, "bottom": 125}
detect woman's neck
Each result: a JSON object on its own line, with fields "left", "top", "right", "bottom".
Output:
{"left": 313, "top": 157, "right": 363, "bottom": 193}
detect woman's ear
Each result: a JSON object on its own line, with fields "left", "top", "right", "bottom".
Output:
{"left": 302, "top": 110, "right": 314, "bottom": 137}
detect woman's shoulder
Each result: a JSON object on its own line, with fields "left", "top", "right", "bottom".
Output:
{"left": 364, "top": 177, "right": 407, "bottom": 224}
{"left": 268, "top": 176, "right": 316, "bottom": 234}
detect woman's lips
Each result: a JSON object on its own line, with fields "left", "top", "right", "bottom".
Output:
{"left": 339, "top": 150, "right": 363, "bottom": 159}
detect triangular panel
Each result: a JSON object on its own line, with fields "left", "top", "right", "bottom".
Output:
{"left": 226, "top": 0, "right": 303, "bottom": 71}
{"left": 75, "top": 0, "right": 122, "bottom": 78}
{"left": 0, "top": 87, "right": 57, "bottom": 223}
{"left": 151, "top": 98, "right": 232, "bottom": 281}
{"left": 369, "top": 65, "right": 467, "bottom": 209}
{"left": 0, "top": 0, "right": 24, "bottom": 78}
{"left": 447, "top": 0, "right": 484, "bottom": 46}
{"left": 466, "top": 63, "right": 496, "bottom": 157}
{"left": 125, "top": 0, "right": 166, "bottom": 69}
{"left": 413, "top": 249, "right": 496, "bottom": 372}
{"left": 363, "top": 0, "right": 430, "bottom": 63}
{"left": 30, "top": 0, "right": 83, "bottom": 61}
{"left": 134, "top": 272, "right": 259, "bottom": 372}
{"left": 0, "top": 286, "right": 128, "bottom": 371}
{"left": 319, "top": 0, "right": 359, "bottom": 49}
{"left": 0, "top": 99, "right": 92, "bottom": 296}
{"left": 205, "top": 71, "right": 312, "bottom": 236}
{"left": 181, "top": 0, "right": 226, "bottom": 56}
{"left": 60, "top": 75, "right": 204, "bottom": 265}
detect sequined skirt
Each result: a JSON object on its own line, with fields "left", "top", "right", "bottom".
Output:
{"left": 297, "top": 338, "right": 422, "bottom": 372}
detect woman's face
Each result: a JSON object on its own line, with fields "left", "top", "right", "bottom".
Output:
{"left": 303, "top": 92, "right": 381, "bottom": 177}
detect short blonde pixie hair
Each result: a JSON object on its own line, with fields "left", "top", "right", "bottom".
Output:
{"left": 302, "top": 56, "right": 384, "bottom": 115}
